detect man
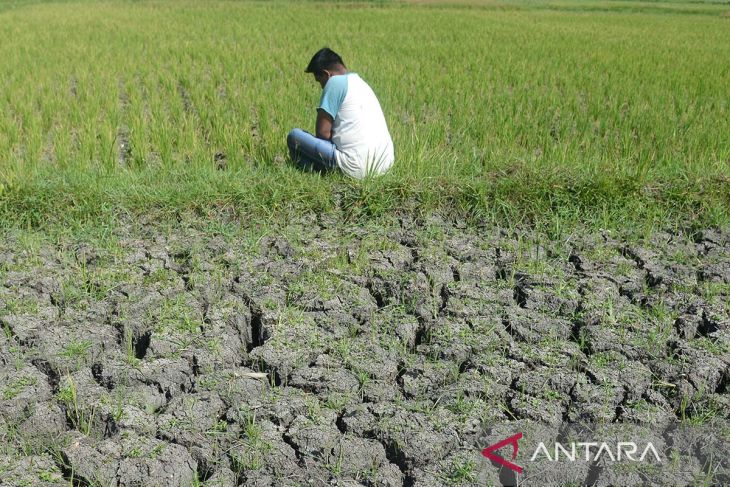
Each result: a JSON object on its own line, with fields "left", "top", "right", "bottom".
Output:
{"left": 287, "top": 48, "right": 394, "bottom": 179}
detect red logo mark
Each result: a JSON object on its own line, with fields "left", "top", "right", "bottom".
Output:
{"left": 482, "top": 432, "right": 523, "bottom": 474}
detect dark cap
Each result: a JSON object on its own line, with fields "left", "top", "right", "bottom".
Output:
{"left": 305, "top": 48, "right": 345, "bottom": 74}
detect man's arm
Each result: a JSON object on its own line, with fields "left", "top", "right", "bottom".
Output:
{"left": 316, "top": 109, "right": 334, "bottom": 141}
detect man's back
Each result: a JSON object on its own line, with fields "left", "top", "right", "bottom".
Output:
{"left": 322, "top": 73, "right": 394, "bottom": 179}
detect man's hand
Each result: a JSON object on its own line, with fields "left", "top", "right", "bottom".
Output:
{"left": 316, "top": 109, "right": 334, "bottom": 141}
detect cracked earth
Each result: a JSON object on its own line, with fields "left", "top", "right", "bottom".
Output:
{"left": 0, "top": 216, "right": 728, "bottom": 486}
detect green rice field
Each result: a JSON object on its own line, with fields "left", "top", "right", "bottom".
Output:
{"left": 0, "top": 0, "right": 728, "bottom": 230}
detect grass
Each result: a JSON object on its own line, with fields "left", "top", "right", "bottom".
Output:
{"left": 1, "top": 376, "right": 37, "bottom": 400}
{"left": 57, "top": 375, "right": 99, "bottom": 437}
{"left": 0, "top": 0, "right": 727, "bottom": 234}
{"left": 58, "top": 339, "right": 92, "bottom": 363}
{"left": 229, "top": 406, "right": 272, "bottom": 473}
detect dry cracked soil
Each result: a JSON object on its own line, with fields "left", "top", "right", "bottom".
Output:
{"left": 0, "top": 215, "right": 728, "bottom": 486}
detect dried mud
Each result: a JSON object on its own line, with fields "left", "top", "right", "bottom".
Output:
{"left": 0, "top": 217, "right": 728, "bottom": 486}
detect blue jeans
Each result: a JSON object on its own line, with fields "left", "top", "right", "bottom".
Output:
{"left": 287, "top": 129, "right": 338, "bottom": 173}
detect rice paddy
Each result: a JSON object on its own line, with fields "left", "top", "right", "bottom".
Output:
{"left": 0, "top": 0, "right": 726, "bottom": 231}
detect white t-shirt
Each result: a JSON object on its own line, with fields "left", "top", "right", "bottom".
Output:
{"left": 318, "top": 73, "right": 394, "bottom": 179}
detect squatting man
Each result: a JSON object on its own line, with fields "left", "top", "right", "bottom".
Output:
{"left": 287, "top": 48, "right": 394, "bottom": 179}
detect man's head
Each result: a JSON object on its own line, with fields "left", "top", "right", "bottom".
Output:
{"left": 305, "top": 48, "right": 347, "bottom": 88}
